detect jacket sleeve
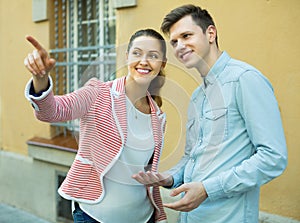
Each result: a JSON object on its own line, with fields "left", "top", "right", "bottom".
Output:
{"left": 202, "top": 70, "right": 287, "bottom": 201}
{"left": 25, "top": 76, "right": 101, "bottom": 122}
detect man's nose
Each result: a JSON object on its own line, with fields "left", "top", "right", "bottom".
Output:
{"left": 177, "top": 40, "right": 186, "bottom": 50}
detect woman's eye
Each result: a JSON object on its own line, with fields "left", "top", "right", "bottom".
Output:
{"left": 148, "top": 53, "right": 159, "bottom": 59}
{"left": 132, "top": 51, "right": 141, "bottom": 56}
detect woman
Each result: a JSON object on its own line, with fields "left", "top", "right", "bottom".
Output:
{"left": 24, "top": 29, "right": 168, "bottom": 223}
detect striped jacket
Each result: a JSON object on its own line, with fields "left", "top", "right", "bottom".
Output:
{"left": 25, "top": 76, "right": 167, "bottom": 222}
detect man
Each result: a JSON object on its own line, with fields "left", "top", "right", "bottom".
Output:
{"left": 132, "top": 4, "right": 287, "bottom": 223}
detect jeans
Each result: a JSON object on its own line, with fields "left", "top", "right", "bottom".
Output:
{"left": 73, "top": 202, "right": 155, "bottom": 223}
{"left": 73, "top": 202, "right": 99, "bottom": 223}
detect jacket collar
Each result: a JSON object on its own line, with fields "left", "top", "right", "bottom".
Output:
{"left": 111, "top": 76, "right": 126, "bottom": 97}
{"left": 110, "top": 76, "right": 165, "bottom": 167}
{"left": 111, "top": 76, "right": 163, "bottom": 116}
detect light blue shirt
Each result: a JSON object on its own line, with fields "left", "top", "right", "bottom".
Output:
{"left": 169, "top": 51, "right": 287, "bottom": 223}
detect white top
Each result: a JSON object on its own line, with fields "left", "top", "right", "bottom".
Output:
{"left": 79, "top": 96, "right": 155, "bottom": 223}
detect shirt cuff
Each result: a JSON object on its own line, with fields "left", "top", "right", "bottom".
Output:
{"left": 202, "top": 176, "right": 224, "bottom": 201}
{"left": 24, "top": 76, "right": 53, "bottom": 111}
{"left": 164, "top": 169, "right": 183, "bottom": 189}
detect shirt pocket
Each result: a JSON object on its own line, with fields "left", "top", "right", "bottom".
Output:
{"left": 202, "top": 108, "right": 228, "bottom": 145}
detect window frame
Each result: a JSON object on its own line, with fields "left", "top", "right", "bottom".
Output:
{"left": 49, "top": 0, "right": 116, "bottom": 133}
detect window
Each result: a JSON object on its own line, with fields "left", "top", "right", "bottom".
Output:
{"left": 56, "top": 171, "right": 73, "bottom": 222}
{"left": 49, "top": 0, "right": 116, "bottom": 131}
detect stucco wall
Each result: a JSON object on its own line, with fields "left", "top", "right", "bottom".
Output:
{"left": 0, "top": 0, "right": 53, "bottom": 156}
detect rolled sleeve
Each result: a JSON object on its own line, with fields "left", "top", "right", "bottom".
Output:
{"left": 24, "top": 76, "right": 53, "bottom": 111}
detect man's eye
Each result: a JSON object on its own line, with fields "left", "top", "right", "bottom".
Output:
{"left": 183, "top": 34, "right": 191, "bottom": 38}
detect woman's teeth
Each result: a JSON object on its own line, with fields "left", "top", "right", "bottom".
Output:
{"left": 137, "top": 68, "right": 150, "bottom": 74}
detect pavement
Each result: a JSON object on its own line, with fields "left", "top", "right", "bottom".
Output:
{"left": 0, "top": 203, "right": 51, "bottom": 223}
{"left": 0, "top": 202, "right": 299, "bottom": 223}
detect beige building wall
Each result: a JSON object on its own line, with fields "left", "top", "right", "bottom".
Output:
{"left": 0, "top": 0, "right": 53, "bottom": 156}
{"left": 0, "top": 0, "right": 299, "bottom": 221}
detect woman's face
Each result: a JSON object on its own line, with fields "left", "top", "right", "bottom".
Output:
{"left": 127, "top": 36, "right": 166, "bottom": 86}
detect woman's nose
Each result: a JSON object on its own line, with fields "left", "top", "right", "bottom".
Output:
{"left": 139, "top": 54, "right": 148, "bottom": 64}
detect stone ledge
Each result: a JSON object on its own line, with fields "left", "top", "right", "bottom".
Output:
{"left": 27, "top": 144, "right": 76, "bottom": 167}
{"left": 259, "top": 211, "right": 300, "bottom": 223}
{"left": 27, "top": 133, "right": 77, "bottom": 167}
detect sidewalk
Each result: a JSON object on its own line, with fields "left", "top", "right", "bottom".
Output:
{"left": 1, "top": 202, "right": 299, "bottom": 223}
{"left": 0, "top": 203, "right": 51, "bottom": 223}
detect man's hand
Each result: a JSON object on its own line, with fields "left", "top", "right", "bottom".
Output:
{"left": 163, "top": 182, "right": 208, "bottom": 212}
{"left": 132, "top": 171, "right": 173, "bottom": 187}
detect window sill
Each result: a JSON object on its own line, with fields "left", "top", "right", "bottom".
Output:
{"left": 27, "top": 132, "right": 78, "bottom": 167}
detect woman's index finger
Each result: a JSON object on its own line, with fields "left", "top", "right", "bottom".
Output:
{"left": 25, "top": 35, "right": 44, "bottom": 51}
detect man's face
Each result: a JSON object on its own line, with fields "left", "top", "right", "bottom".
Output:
{"left": 169, "top": 15, "right": 211, "bottom": 70}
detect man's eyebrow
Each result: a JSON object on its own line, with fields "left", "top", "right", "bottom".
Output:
{"left": 169, "top": 31, "right": 190, "bottom": 43}
{"left": 180, "top": 31, "right": 192, "bottom": 36}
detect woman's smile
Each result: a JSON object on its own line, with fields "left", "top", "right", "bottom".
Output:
{"left": 136, "top": 68, "right": 152, "bottom": 75}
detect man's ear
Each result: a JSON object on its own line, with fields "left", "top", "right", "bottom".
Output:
{"left": 207, "top": 25, "right": 217, "bottom": 43}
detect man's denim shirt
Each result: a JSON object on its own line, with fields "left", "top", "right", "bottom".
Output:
{"left": 168, "top": 51, "right": 287, "bottom": 223}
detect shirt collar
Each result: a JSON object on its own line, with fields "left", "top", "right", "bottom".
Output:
{"left": 203, "top": 51, "right": 231, "bottom": 87}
